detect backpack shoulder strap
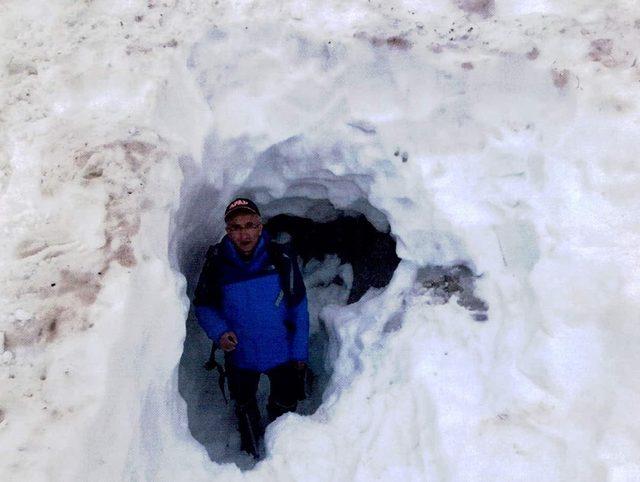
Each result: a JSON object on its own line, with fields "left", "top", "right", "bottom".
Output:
{"left": 266, "top": 241, "right": 306, "bottom": 306}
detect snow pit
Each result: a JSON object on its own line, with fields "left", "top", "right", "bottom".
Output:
{"left": 173, "top": 139, "right": 487, "bottom": 469}
{"left": 2, "top": 1, "right": 640, "bottom": 481}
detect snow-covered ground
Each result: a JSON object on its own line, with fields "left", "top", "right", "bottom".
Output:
{"left": 1, "top": 0, "right": 640, "bottom": 480}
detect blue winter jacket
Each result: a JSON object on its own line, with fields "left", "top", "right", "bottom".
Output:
{"left": 194, "top": 233, "right": 309, "bottom": 372}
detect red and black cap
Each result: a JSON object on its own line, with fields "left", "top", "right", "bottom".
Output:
{"left": 224, "top": 198, "right": 261, "bottom": 222}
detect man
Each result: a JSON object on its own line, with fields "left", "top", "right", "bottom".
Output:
{"left": 193, "top": 198, "right": 309, "bottom": 458}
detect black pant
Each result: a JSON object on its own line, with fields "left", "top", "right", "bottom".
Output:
{"left": 225, "top": 359, "right": 299, "bottom": 456}
{"left": 227, "top": 360, "right": 299, "bottom": 421}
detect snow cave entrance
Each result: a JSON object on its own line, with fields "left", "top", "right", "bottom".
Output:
{"left": 177, "top": 196, "right": 400, "bottom": 468}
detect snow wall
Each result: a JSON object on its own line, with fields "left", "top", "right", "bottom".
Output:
{"left": 1, "top": 0, "right": 639, "bottom": 481}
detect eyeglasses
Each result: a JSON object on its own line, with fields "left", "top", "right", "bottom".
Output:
{"left": 226, "top": 222, "right": 262, "bottom": 233}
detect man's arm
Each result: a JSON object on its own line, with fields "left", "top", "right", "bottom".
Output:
{"left": 193, "top": 246, "right": 231, "bottom": 345}
{"left": 195, "top": 306, "right": 231, "bottom": 344}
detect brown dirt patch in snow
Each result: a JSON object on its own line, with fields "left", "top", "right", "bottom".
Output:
{"left": 354, "top": 32, "right": 412, "bottom": 50}
{"left": 589, "top": 39, "right": 616, "bottom": 67}
{"left": 454, "top": 0, "right": 495, "bottom": 18}
{"left": 551, "top": 68, "right": 570, "bottom": 88}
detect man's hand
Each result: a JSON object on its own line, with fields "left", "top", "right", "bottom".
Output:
{"left": 219, "top": 331, "right": 238, "bottom": 352}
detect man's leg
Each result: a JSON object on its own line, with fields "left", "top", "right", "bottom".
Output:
{"left": 226, "top": 362, "right": 262, "bottom": 457}
{"left": 266, "top": 362, "right": 299, "bottom": 423}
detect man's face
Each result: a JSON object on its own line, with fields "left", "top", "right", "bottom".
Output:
{"left": 225, "top": 212, "right": 263, "bottom": 256}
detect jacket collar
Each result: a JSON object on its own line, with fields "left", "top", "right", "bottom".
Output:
{"left": 221, "top": 231, "right": 271, "bottom": 271}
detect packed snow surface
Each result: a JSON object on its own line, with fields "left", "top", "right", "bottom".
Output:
{"left": 1, "top": 0, "right": 640, "bottom": 480}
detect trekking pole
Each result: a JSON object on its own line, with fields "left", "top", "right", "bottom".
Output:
{"left": 241, "top": 410, "right": 261, "bottom": 459}
{"left": 203, "top": 344, "right": 228, "bottom": 404}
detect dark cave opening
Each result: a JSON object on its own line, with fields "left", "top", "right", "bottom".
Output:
{"left": 265, "top": 212, "right": 401, "bottom": 304}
